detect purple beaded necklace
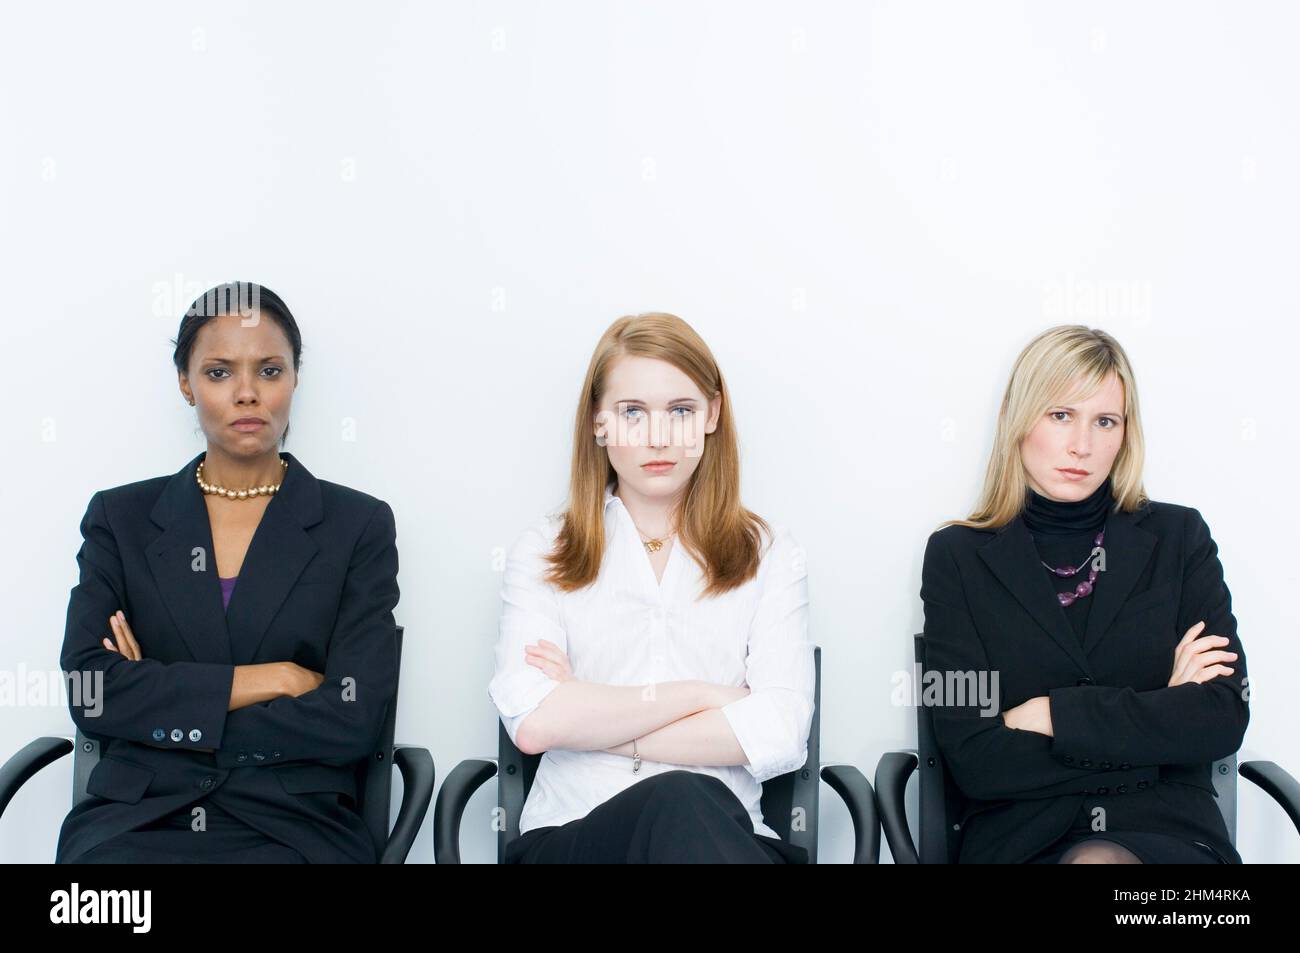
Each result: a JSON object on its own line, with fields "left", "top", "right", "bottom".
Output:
{"left": 1041, "top": 529, "right": 1105, "bottom": 607}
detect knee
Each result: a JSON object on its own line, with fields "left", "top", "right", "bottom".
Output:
{"left": 1059, "top": 841, "right": 1142, "bottom": 864}
{"left": 637, "top": 770, "right": 734, "bottom": 812}
{"left": 643, "top": 769, "right": 724, "bottom": 796}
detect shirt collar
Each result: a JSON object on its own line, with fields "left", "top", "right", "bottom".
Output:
{"left": 603, "top": 480, "right": 619, "bottom": 511}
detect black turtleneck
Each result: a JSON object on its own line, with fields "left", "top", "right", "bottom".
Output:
{"left": 1022, "top": 476, "right": 1114, "bottom": 642}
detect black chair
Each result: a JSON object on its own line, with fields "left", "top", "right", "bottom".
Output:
{"left": 434, "top": 645, "right": 880, "bottom": 863}
{"left": 0, "top": 625, "right": 435, "bottom": 864}
{"left": 875, "top": 632, "right": 1300, "bottom": 863}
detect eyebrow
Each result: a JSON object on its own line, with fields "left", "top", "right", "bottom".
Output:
{"left": 1055, "top": 405, "right": 1124, "bottom": 417}
{"left": 615, "top": 397, "right": 700, "bottom": 405}
{"left": 201, "top": 356, "right": 288, "bottom": 364}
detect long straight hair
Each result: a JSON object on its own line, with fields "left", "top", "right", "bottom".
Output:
{"left": 944, "top": 325, "right": 1149, "bottom": 530}
{"left": 545, "top": 313, "right": 769, "bottom": 596}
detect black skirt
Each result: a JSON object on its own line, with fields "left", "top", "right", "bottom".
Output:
{"left": 1026, "top": 799, "right": 1234, "bottom": 864}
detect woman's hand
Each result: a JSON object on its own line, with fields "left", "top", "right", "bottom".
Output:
{"left": 102, "top": 610, "right": 143, "bottom": 661}
{"left": 525, "top": 639, "right": 575, "bottom": 682}
{"left": 1002, "top": 695, "right": 1053, "bottom": 736}
{"left": 278, "top": 662, "right": 326, "bottom": 698}
{"left": 1168, "top": 620, "right": 1237, "bottom": 687}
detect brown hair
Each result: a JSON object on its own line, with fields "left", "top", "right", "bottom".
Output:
{"left": 544, "top": 312, "right": 769, "bottom": 596}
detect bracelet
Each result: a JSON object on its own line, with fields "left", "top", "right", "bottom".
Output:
{"left": 632, "top": 737, "right": 641, "bottom": 773}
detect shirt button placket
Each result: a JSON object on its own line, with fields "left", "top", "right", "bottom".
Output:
{"left": 651, "top": 604, "right": 668, "bottom": 684}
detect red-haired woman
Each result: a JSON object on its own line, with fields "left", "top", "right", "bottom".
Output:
{"left": 489, "top": 313, "right": 814, "bottom": 863}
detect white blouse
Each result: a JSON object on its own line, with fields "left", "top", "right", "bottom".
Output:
{"left": 488, "top": 482, "right": 815, "bottom": 839}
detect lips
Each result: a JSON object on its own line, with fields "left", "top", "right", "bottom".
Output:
{"left": 1057, "top": 468, "right": 1089, "bottom": 476}
{"left": 641, "top": 461, "right": 676, "bottom": 473}
{"left": 231, "top": 418, "right": 266, "bottom": 431}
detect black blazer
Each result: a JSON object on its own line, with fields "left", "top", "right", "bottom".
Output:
{"left": 55, "top": 451, "right": 400, "bottom": 863}
{"left": 921, "top": 497, "right": 1249, "bottom": 863}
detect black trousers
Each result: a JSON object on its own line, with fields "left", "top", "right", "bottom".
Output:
{"left": 505, "top": 769, "right": 809, "bottom": 864}
{"left": 59, "top": 798, "right": 308, "bottom": 864}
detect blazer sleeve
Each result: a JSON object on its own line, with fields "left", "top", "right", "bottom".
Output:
{"left": 922, "top": 529, "right": 1153, "bottom": 801}
{"left": 60, "top": 491, "right": 234, "bottom": 749}
{"left": 719, "top": 526, "right": 816, "bottom": 784}
{"left": 1047, "top": 506, "right": 1250, "bottom": 767}
{"left": 213, "top": 500, "right": 401, "bottom": 768}
{"left": 486, "top": 523, "right": 567, "bottom": 749}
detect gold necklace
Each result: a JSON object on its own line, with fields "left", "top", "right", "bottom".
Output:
{"left": 640, "top": 535, "right": 674, "bottom": 553}
{"left": 197, "top": 456, "right": 288, "bottom": 500}
{"left": 628, "top": 516, "right": 677, "bottom": 553}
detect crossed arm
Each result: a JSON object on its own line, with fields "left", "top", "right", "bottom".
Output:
{"left": 922, "top": 509, "right": 1249, "bottom": 802}
{"left": 488, "top": 524, "right": 815, "bottom": 784}
{"left": 514, "top": 639, "right": 749, "bottom": 766}
{"left": 98, "top": 609, "right": 323, "bottom": 752}
{"left": 63, "top": 490, "right": 398, "bottom": 766}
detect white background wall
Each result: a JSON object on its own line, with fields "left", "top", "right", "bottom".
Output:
{"left": 2, "top": 1, "right": 1296, "bottom": 863}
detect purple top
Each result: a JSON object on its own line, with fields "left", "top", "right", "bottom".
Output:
{"left": 219, "top": 575, "right": 238, "bottom": 611}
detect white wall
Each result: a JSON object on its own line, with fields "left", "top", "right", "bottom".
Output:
{"left": 2, "top": 0, "right": 1296, "bottom": 863}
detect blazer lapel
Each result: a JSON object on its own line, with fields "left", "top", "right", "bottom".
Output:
{"left": 222, "top": 451, "right": 322, "bottom": 662}
{"left": 979, "top": 517, "right": 1092, "bottom": 675}
{"left": 977, "top": 502, "right": 1160, "bottom": 671}
{"left": 1081, "top": 503, "right": 1157, "bottom": 656}
{"left": 146, "top": 451, "right": 325, "bottom": 666}
{"left": 147, "top": 452, "right": 234, "bottom": 665}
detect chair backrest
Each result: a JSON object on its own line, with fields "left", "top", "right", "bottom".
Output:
{"left": 1213, "top": 752, "right": 1237, "bottom": 842}
{"left": 912, "top": 633, "right": 975, "bottom": 863}
{"left": 357, "top": 624, "right": 404, "bottom": 853}
{"left": 912, "top": 632, "right": 1238, "bottom": 862}
{"left": 497, "top": 646, "right": 823, "bottom": 862}
{"left": 70, "top": 624, "right": 406, "bottom": 857}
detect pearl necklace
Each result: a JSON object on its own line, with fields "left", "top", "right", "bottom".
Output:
{"left": 197, "top": 456, "right": 288, "bottom": 500}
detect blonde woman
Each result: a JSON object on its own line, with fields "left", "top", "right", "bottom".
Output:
{"left": 921, "top": 325, "right": 1248, "bottom": 863}
{"left": 488, "top": 313, "right": 814, "bottom": 863}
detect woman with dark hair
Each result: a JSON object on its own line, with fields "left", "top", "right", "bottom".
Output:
{"left": 921, "top": 325, "right": 1249, "bottom": 864}
{"left": 55, "top": 282, "right": 401, "bottom": 863}
{"left": 488, "top": 312, "right": 815, "bottom": 864}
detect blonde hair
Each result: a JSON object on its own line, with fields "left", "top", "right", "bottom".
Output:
{"left": 944, "top": 325, "right": 1148, "bottom": 530}
{"left": 545, "top": 313, "right": 769, "bottom": 596}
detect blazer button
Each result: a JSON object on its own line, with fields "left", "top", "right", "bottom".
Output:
{"left": 1119, "top": 762, "right": 1131, "bottom": 770}
{"left": 1117, "top": 785, "right": 1128, "bottom": 794}
{"left": 272, "top": 751, "right": 282, "bottom": 759}
{"left": 152, "top": 728, "right": 166, "bottom": 741}
{"left": 1100, "top": 761, "right": 1113, "bottom": 769}
{"left": 189, "top": 729, "right": 202, "bottom": 742}
{"left": 1097, "top": 786, "right": 1109, "bottom": 795}
{"left": 1063, "top": 756, "right": 1074, "bottom": 765}
{"left": 1137, "top": 780, "right": 1149, "bottom": 789}
{"left": 199, "top": 776, "right": 215, "bottom": 790}
{"left": 1076, "top": 677, "right": 1093, "bottom": 686}
{"left": 1080, "top": 759, "right": 1093, "bottom": 768}
{"left": 236, "top": 752, "right": 249, "bottom": 763}
{"left": 169, "top": 729, "right": 183, "bottom": 742}
{"left": 253, "top": 750, "right": 266, "bottom": 761}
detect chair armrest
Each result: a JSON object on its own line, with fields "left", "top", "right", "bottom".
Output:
{"left": 1240, "top": 760, "right": 1300, "bottom": 838}
{"left": 379, "top": 744, "right": 436, "bottom": 864}
{"left": 820, "top": 762, "right": 880, "bottom": 864}
{"left": 433, "top": 757, "right": 499, "bottom": 864}
{"left": 0, "top": 737, "right": 74, "bottom": 821}
{"left": 874, "top": 749, "right": 919, "bottom": 864}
